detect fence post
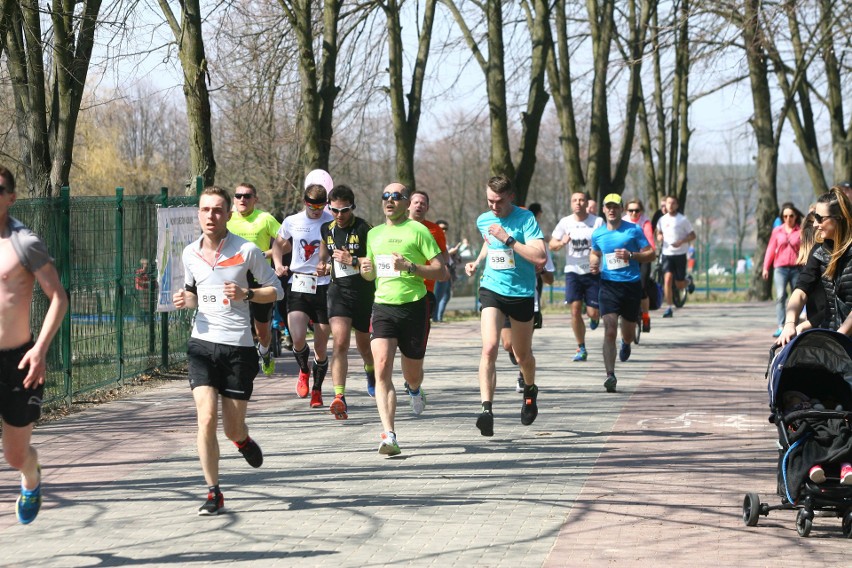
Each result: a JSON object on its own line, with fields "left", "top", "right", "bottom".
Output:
{"left": 705, "top": 239, "right": 710, "bottom": 300}
{"left": 195, "top": 176, "right": 203, "bottom": 196}
{"left": 59, "top": 187, "right": 73, "bottom": 407}
{"left": 115, "top": 187, "right": 125, "bottom": 385}
{"left": 160, "top": 187, "right": 169, "bottom": 369}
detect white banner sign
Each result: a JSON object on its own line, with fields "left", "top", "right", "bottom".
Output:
{"left": 156, "top": 207, "right": 200, "bottom": 312}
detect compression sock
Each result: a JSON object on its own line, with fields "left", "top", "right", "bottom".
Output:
{"left": 294, "top": 345, "right": 310, "bottom": 373}
{"left": 312, "top": 358, "right": 329, "bottom": 389}
{"left": 334, "top": 384, "right": 345, "bottom": 396}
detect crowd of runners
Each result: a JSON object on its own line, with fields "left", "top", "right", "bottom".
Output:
{"left": 0, "top": 164, "right": 699, "bottom": 519}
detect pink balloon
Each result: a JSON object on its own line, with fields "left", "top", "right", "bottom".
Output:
{"left": 304, "top": 169, "right": 334, "bottom": 192}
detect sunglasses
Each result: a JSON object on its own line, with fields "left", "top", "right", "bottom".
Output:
{"left": 234, "top": 193, "right": 254, "bottom": 199}
{"left": 627, "top": 208, "right": 641, "bottom": 213}
{"left": 382, "top": 191, "right": 408, "bottom": 201}
{"left": 329, "top": 205, "right": 354, "bottom": 214}
{"left": 813, "top": 212, "right": 839, "bottom": 224}
{"left": 305, "top": 201, "right": 326, "bottom": 210}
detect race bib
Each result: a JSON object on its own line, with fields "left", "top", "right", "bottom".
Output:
{"left": 375, "top": 255, "right": 400, "bottom": 277}
{"left": 335, "top": 259, "right": 359, "bottom": 278}
{"left": 605, "top": 253, "right": 629, "bottom": 270}
{"left": 196, "top": 285, "right": 232, "bottom": 313}
{"left": 488, "top": 248, "right": 515, "bottom": 270}
{"left": 292, "top": 273, "right": 318, "bottom": 294}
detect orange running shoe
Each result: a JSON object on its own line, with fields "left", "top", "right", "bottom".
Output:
{"left": 310, "top": 388, "right": 323, "bottom": 408}
{"left": 296, "top": 370, "right": 310, "bottom": 398}
{"left": 329, "top": 394, "right": 348, "bottom": 420}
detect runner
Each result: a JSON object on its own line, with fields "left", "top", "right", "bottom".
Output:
{"left": 0, "top": 165, "right": 68, "bottom": 524}
{"left": 359, "top": 183, "right": 446, "bottom": 456}
{"left": 465, "top": 175, "right": 547, "bottom": 436}
{"left": 550, "top": 192, "right": 604, "bottom": 363}
{"left": 173, "top": 186, "right": 284, "bottom": 515}
{"left": 317, "top": 184, "right": 376, "bottom": 419}
{"left": 589, "top": 193, "right": 654, "bottom": 393}
{"left": 656, "top": 195, "right": 696, "bottom": 318}
{"left": 226, "top": 183, "right": 281, "bottom": 375}
{"left": 272, "top": 183, "right": 334, "bottom": 407}
{"left": 408, "top": 190, "right": 449, "bottom": 316}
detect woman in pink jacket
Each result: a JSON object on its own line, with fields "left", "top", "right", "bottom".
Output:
{"left": 763, "top": 202, "right": 802, "bottom": 337}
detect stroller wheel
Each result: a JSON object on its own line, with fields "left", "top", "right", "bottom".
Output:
{"left": 796, "top": 509, "right": 813, "bottom": 537}
{"left": 743, "top": 493, "right": 761, "bottom": 527}
{"left": 843, "top": 512, "right": 852, "bottom": 538}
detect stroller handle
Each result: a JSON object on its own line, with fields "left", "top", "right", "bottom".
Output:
{"left": 782, "top": 409, "right": 852, "bottom": 423}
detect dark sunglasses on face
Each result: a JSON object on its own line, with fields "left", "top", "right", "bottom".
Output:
{"left": 382, "top": 191, "right": 408, "bottom": 201}
{"left": 234, "top": 193, "right": 254, "bottom": 199}
{"left": 330, "top": 205, "right": 354, "bottom": 214}
{"left": 627, "top": 209, "right": 641, "bottom": 213}
{"left": 814, "top": 212, "right": 839, "bottom": 224}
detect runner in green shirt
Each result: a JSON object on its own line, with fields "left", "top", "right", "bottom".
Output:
{"left": 359, "top": 183, "right": 447, "bottom": 456}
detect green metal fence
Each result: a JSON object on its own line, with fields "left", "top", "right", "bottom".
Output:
{"left": 10, "top": 186, "right": 199, "bottom": 408}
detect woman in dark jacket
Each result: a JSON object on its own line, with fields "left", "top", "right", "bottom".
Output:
{"left": 778, "top": 187, "right": 852, "bottom": 346}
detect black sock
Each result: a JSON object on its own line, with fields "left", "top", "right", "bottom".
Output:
{"left": 482, "top": 401, "right": 493, "bottom": 413}
{"left": 524, "top": 383, "right": 537, "bottom": 395}
{"left": 294, "top": 345, "right": 310, "bottom": 373}
{"left": 312, "top": 358, "right": 328, "bottom": 389}
{"left": 208, "top": 484, "right": 221, "bottom": 496}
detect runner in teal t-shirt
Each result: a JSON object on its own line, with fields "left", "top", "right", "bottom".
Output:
{"left": 464, "top": 175, "right": 547, "bottom": 438}
{"left": 359, "top": 183, "right": 447, "bottom": 457}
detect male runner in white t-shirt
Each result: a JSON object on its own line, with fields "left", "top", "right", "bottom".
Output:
{"left": 173, "top": 187, "right": 284, "bottom": 516}
{"left": 550, "top": 192, "right": 604, "bottom": 362}
{"left": 655, "top": 195, "right": 696, "bottom": 318}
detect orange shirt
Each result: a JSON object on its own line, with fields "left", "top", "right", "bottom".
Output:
{"left": 416, "top": 219, "right": 447, "bottom": 293}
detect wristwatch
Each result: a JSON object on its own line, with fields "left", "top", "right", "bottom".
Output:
{"left": 504, "top": 236, "right": 516, "bottom": 248}
{"left": 407, "top": 263, "right": 417, "bottom": 274}
{"left": 245, "top": 288, "right": 255, "bottom": 301}
{"left": 351, "top": 256, "right": 358, "bottom": 267}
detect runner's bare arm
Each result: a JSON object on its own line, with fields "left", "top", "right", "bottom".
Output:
{"left": 359, "top": 256, "right": 376, "bottom": 281}
{"left": 465, "top": 242, "right": 488, "bottom": 276}
{"left": 19, "top": 262, "right": 68, "bottom": 389}
{"left": 395, "top": 253, "right": 447, "bottom": 282}
{"left": 589, "top": 250, "right": 602, "bottom": 275}
{"left": 272, "top": 235, "right": 292, "bottom": 277}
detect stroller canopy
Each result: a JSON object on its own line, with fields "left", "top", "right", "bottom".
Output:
{"left": 768, "top": 329, "right": 852, "bottom": 408}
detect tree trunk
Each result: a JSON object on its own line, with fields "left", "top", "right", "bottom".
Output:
{"left": 585, "top": 0, "right": 615, "bottom": 203}
{"left": 485, "top": 0, "right": 515, "bottom": 183}
{"left": 159, "top": 0, "right": 216, "bottom": 189}
{"left": 819, "top": 0, "right": 851, "bottom": 183}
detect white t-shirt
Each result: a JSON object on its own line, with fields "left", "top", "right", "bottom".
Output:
{"left": 551, "top": 214, "right": 604, "bottom": 274}
{"left": 278, "top": 210, "right": 334, "bottom": 285}
{"left": 658, "top": 213, "right": 694, "bottom": 256}
{"left": 182, "top": 233, "right": 285, "bottom": 347}
{"left": 534, "top": 252, "right": 556, "bottom": 312}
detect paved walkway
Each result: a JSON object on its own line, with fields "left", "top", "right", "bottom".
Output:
{"left": 0, "top": 303, "right": 848, "bottom": 566}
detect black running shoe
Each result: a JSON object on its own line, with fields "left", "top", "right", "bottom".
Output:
{"left": 521, "top": 385, "right": 538, "bottom": 426}
{"left": 238, "top": 438, "right": 263, "bottom": 468}
{"left": 604, "top": 373, "right": 617, "bottom": 393}
{"left": 476, "top": 411, "right": 494, "bottom": 437}
{"left": 198, "top": 492, "right": 224, "bottom": 516}
{"left": 508, "top": 351, "right": 517, "bottom": 366}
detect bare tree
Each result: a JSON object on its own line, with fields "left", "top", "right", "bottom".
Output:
{"left": 158, "top": 0, "right": 216, "bottom": 188}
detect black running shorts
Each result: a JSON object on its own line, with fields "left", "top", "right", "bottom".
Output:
{"left": 479, "top": 287, "right": 534, "bottom": 323}
{"left": 661, "top": 254, "right": 687, "bottom": 282}
{"left": 370, "top": 297, "right": 431, "bottom": 360}
{"left": 0, "top": 340, "right": 42, "bottom": 427}
{"left": 327, "top": 283, "right": 374, "bottom": 333}
{"left": 598, "top": 279, "right": 642, "bottom": 322}
{"left": 187, "top": 338, "right": 258, "bottom": 400}
{"left": 287, "top": 283, "right": 330, "bottom": 324}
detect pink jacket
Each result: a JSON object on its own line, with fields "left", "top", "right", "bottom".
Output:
{"left": 763, "top": 224, "right": 801, "bottom": 271}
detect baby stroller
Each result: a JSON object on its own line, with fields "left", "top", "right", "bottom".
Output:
{"left": 743, "top": 329, "right": 852, "bottom": 537}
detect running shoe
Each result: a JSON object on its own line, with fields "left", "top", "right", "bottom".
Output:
{"left": 378, "top": 431, "right": 401, "bottom": 456}
{"left": 772, "top": 327, "right": 783, "bottom": 338}
{"left": 604, "top": 373, "right": 617, "bottom": 393}
{"left": 366, "top": 374, "right": 376, "bottom": 398}
{"left": 515, "top": 374, "right": 524, "bottom": 393}
{"left": 841, "top": 463, "right": 852, "bottom": 485}
{"left": 508, "top": 351, "right": 518, "bottom": 366}
{"left": 296, "top": 370, "right": 310, "bottom": 398}
{"left": 259, "top": 349, "right": 275, "bottom": 376}
{"left": 635, "top": 323, "right": 641, "bottom": 345}
{"left": 662, "top": 307, "right": 673, "bottom": 318}
{"left": 520, "top": 384, "right": 538, "bottom": 426}
{"left": 15, "top": 466, "right": 41, "bottom": 525}
{"left": 198, "top": 491, "right": 224, "bottom": 516}
{"left": 329, "top": 394, "right": 348, "bottom": 420}
{"left": 687, "top": 279, "right": 695, "bottom": 294}
{"left": 310, "top": 388, "right": 323, "bottom": 408}
{"left": 572, "top": 347, "right": 587, "bottom": 362}
{"left": 409, "top": 389, "right": 426, "bottom": 415}
{"left": 642, "top": 313, "right": 651, "bottom": 333}
{"left": 403, "top": 382, "right": 411, "bottom": 395}
{"left": 809, "top": 464, "right": 826, "bottom": 484}
{"left": 589, "top": 318, "right": 599, "bottom": 331}
{"left": 476, "top": 410, "right": 494, "bottom": 437}
{"left": 619, "top": 340, "right": 631, "bottom": 362}
{"left": 237, "top": 438, "right": 263, "bottom": 468}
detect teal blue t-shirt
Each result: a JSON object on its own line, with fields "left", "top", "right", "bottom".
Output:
{"left": 476, "top": 206, "right": 544, "bottom": 298}
{"left": 590, "top": 221, "right": 650, "bottom": 282}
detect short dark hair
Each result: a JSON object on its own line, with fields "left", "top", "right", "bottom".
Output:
{"left": 0, "top": 165, "right": 15, "bottom": 193}
{"left": 436, "top": 219, "right": 449, "bottom": 229}
{"left": 236, "top": 182, "right": 257, "bottom": 196}
{"left": 528, "top": 202, "right": 542, "bottom": 216}
{"left": 487, "top": 175, "right": 514, "bottom": 195}
{"left": 201, "top": 186, "right": 231, "bottom": 211}
{"left": 328, "top": 184, "right": 355, "bottom": 204}
{"left": 410, "top": 190, "right": 430, "bottom": 206}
